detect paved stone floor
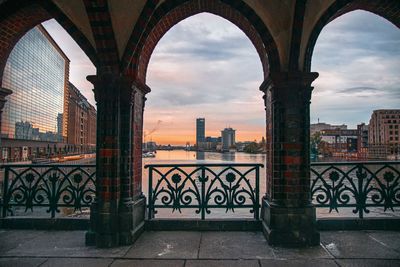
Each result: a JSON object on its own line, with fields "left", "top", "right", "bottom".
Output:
{"left": 0, "top": 230, "right": 399, "bottom": 266}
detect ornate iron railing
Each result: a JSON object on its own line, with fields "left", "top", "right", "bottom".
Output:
{"left": 145, "top": 163, "right": 262, "bottom": 220}
{"left": 311, "top": 161, "right": 400, "bottom": 218}
{"left": 1, "top": 161, "right": 398, "bottom": 220}
{"left": 0, "top": 164, "right": 96, "bottom": 218}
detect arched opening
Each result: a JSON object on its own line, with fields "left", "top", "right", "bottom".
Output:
{"left": 143, "top": 13, "right": 265, "bottom": 218}
{"left": 304, "top": 0, "right": 400, "bottom": 71}
{"left": 0, "top": 16, "right": 97, "bottom": 163}
{"left": 311, "top": 10, "right": 400, "bottom": 160}
{"left": 0, "top": 1, "right": 97, "bottom": 84}
{"left": 309, "top": 10, "right": 400, "bottom": 217}
{"left": 117, "top": 0, "right": 281, "bottom": 224}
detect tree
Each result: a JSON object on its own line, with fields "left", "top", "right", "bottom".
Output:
{"left": 244, "top": 142, "right": 259, "bottom": 153}
{"left": 310, "top": 132, "right": 322, "bottom": 155}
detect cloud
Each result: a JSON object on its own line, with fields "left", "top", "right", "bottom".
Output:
{"left": 338, "top": 86, "right": 378, "bottom": 94}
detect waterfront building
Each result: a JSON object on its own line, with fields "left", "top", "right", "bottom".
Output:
{"left": 221, "top": 127, "right": 236, "bottom": 151}
{"left": 368, "top": 109, "right": 400, "bottom": 159}
{"left": 67, "top": 82, "right": 96, "bottom": 153}
{"left": 310, "top": 122, "right": 347, "bottom": 136}
{"left": 143, "top": 141, "right": 157, "bottom": 152}
{"left": 196, "top": 118, "right": 205, "bottom": 150}
{"left": 0, "top": 25, "right": 69, "bottom": 161}
{"left": 357, "top": 123, "right": 369, "bottom": 158}
{"left": 204, "top": 136, "right": 221, "bottom": 151}
{"left": 236, "top": 141, "right": 253, "bottom": 152}
{"left": 319, "top": 129, "right": 358, "bottom": 156}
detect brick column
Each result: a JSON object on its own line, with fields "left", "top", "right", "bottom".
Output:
{"left": 118, "top": 76, "right": 138, "bottom": 245}
{"left": 260, "top": 71, "right": 320, "bottom": 247}
{"left": 85, "top": 74, "right": 148, "bottom": 247}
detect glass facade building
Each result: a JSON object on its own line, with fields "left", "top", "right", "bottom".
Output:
{"left": 1, "top": 25, "right": 69, "bottom": 143}
{"left": 196, "top": 118, "right": 205, "bottom": 149}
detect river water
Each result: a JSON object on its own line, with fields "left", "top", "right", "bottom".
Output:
{"left": 142, "top": 150, "right": 399, "bottom": 219}
{"left": 142, "top": 150, "right": 266, "bottom": 219}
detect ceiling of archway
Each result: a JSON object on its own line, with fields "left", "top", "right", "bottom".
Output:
{"left": 52, "top": 0, "right": 95, "bottom": 48}
{"left": 49, "top": 0, "right": 332, "bottom": 69}
{"left": 2, "top": 0, "right": 397, "bottom": 71}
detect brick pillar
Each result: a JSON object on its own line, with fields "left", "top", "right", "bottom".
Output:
{"left": 260, "top": 71, "right": 320, "bottom": 247}
{"left": 118, "top": 76, "right": 138, "bottom": 245}
{"left": 85, "top": 74, "right": 148, "bottom": 247}
{"left": 131, "top": 82, "right": 150, "bottom": 200}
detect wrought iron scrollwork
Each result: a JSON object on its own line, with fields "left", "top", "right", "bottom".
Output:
{"left": 146, "top": 163, "right": 262, "bottom": 220}
{"left": 1, "top": 164, "right": 96, "bottom": 218}
{"left": 311, "top": 162, "right": 400, "bottom": 218}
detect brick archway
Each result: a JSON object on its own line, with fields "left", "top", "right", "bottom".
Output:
{"left": 303, "top": 0, "right": 400, "bottom": 72}
{"left": 0, "top": 0, "right": 98, "bottom": 85}
{"left": 122, "top": 0, "right": 280, "bottom": 84}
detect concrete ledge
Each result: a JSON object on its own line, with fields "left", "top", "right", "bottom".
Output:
{"left": 317, "top": 217, "right": 400, "bottom": 230}
{"left": 145, "top": 219, "right": 262, "bottom": 231}
{"left": 0, "top": 217, "right": 89, "bottom": 230}
{"left": 2, "top": 217, "right": 399, "bottom": 232}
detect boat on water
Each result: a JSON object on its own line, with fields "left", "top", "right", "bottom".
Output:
{"left": 142, "top": 151, "right": 156, "bottom": 158}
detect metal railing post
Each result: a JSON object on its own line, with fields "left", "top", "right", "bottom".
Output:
{"left": 356, "top": 163, "right": 364, "bottom": 219}
{"left": 201, "top": 165, "right": 206, "bottom": 220}
{"left": 255, "top": 165, "right": 260, "bottom": 220}
{"left": 148, "top": 166, "right": 153, "bottom": 220}
{"left": 2, "top": 166, "right": 9, "bottom": 218}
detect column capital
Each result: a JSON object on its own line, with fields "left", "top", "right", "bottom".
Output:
{"left": 259, "top": 71, "right": 318, "bottom": 92}
{"left": 260, "top": 71, "right": 318, "bottom": 104}
{"left": 132, "top": 80, "right": 151, "bottom": 95}
{"left": 87, "top": 74, "right": 134, "bottom": 104}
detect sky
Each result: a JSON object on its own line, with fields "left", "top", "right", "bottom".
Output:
{"left": 41, "top": 10, "right": 400, "bottom": 145}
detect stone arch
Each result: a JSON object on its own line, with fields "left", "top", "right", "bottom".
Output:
{"left": 0, "top": 0, "right": 97, "bottom": 84}
{"left": 303, "top": 0, "right": 400, "bottom": 72}
{"left": 122, "top": 0, "right": 281, "bottom": 84}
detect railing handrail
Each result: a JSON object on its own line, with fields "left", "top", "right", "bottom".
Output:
{"left": 145, "top": 163, "right": 264, "bottom": 168}
{"left": 311, "top": 161, "right": 400, "bottom": 166}
{"left": 0, "top": 164, "right": 96, "bottom": 168}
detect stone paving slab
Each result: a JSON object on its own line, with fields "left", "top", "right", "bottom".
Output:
{"left": 1, "top": 230, "right": 400, "bottom": 267}
{"left": 336, "top": 259, "right": 400, "bottom": 267}
{"left": 198, "top": 231, "right": 275, "bottom": 259}
{"left": 271, "top": 245, "right": 333, "bottom": 259}
{"left": 260, "top": 259, "right": 339, "bottom": 267}
{"left": 0, "top": 258, "right": 47, "bottom": 267}
{"left": 0, "top": 230, "right": 42, "bottom": 254}
{"left": 185, "top": 260, "right": 260, "bottom": 267}
{"left": 124, "top": 231, "right": 201, "bottom": 259}
{"left": 111, "top": 259, "right": 185, "bottom": 267}
{"left": 1, "top": 231, "right": 130, "bottom": 258}
{"left": 41, "top": 258, "right": 113, "bottom": 267}
{"left": 320, "top": 231, "right": 400, "bottom": 259}
{"left": 365, "top": 231, "right": 400, "bottom": 253}
{"left": 186, "top": 259, "right": 259, "bottom": 267}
